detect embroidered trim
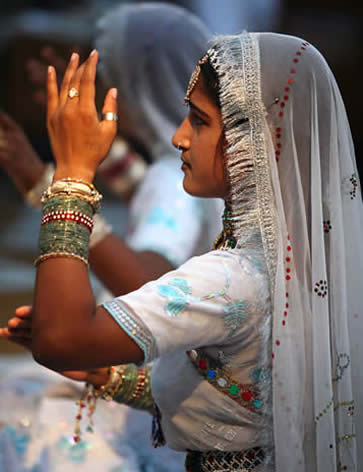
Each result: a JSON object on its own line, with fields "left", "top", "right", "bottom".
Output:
{"left": 103, "top": 300, "right": 158, "bottom": 363}
{"left": 185, "top": 447, "right": 265, "bottom": 472}
{"left": 187, "top": 350, "right": 262, "bottom": 413}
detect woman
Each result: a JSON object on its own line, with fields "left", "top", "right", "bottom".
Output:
{"left": 6, "top": 31, "right": 363, "bottom": 471}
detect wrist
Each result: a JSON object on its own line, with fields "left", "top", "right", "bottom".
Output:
{"left": 53, "top": 166, "right": 96, "bottom": 184}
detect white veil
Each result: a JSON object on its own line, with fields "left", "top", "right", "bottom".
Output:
{"left": 95, "top": 2, "right": 210, "bottom": 162}
{"left": 209, "top": 32, "right": 363, "bottom": 471}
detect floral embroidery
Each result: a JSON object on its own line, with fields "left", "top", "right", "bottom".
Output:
{"left": 157, "top": 278, "right": 191, "bottom": 316}
{"left": 314, "top": 280, "right": 328, "bottom": 298}
{"left": 333, "top": 353, "right": 350, "bottom": 381}
{"left": 146, "top": 207, "right": 178, "bottom": 231}
{"left": 323, "top": 220, "right": 332, "bottom": 233}
{"left": 223, "top": 300, "right": 249, "bottom": 335}
{"left": 349, "top": 173, "right": 358, "bottom": 200}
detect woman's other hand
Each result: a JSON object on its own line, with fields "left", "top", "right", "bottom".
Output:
{"left": 47, "top": 50, "right": 118, "bottom": 183}
{"left": 0, "top": 305, "right": 110, "bottom": 387}
{"left": 0, "top": 113, "right": 45, "bottom": 194}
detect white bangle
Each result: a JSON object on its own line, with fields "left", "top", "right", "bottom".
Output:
{"left": 25, "top": 163, "right": 55, "bottom": 208}
{"left": 90, "top": 213, "right": 113, "bottom": 249}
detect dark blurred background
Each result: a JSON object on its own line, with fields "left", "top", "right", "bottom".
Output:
{"left": 0, "top": 0, "right": 361, "bottom": 172}
{"left": 0, "top": 0, "right": 362, "bottom": 352}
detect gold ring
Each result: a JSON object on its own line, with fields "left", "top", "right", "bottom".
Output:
{"left": 68, "top": 88, "right": 79, "bottom": 99}
{"left": 102, "top": 112, "right": 118, "bottom": 122}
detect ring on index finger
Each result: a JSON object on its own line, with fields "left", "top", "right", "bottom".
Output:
{"left": 68, "top": 87, "right": 80, "bottom": 99}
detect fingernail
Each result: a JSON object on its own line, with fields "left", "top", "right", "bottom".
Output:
{"left": 48, "top": 65, "right": 53, "bottom": 75}
{"left": 71, "top": 52, "right": 78, "bottom": 62}
{"left": 111, "top": 88, "right": 118, "bottom": 99}
{"left": 90, "top": 49, "right": 97, "bottom": 57}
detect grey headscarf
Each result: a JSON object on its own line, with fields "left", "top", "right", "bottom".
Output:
{"left": 95, "top": 2, "right": 210, "bottom": 161}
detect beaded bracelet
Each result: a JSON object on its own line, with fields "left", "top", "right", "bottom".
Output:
{"left": 41, "top": 210, "right": 94, "bottom": 232}
{"left": 35, "top": 194, "right": 94, "bottom": 267}
{"left": 41, "top": 178, "right": 102, "bottom": 212}
{"left": 93, "top": 366, "right": 126, "bottom": 401}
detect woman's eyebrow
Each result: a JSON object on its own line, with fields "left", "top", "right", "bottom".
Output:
{"left": 188, "top": 100, "right": 210, "bottom": 119}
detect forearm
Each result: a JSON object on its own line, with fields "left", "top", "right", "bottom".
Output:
{"left": 32, "top": 257, "right": 97, "bottom": 364}
{"left": 90, "top": 234, "right": 174, "bottom": 296}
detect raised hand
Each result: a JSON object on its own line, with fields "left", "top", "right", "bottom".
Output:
{"left": 47, "top": 50, "right": 118, "bottom": 183}
{"left": 0, "top": 305, "right": 110, "bottom": 387}
{"left": 0, "top": 113, "right": 45, "bottom": 194}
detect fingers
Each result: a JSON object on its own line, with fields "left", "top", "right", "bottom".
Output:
{"left": 59, "top": 52, "right": 79, "bottom": 106}
{"left": 79, "top": 50, "right": 98, "bottom": 110}
{"left": 100, "top": 88, "right": 118, "bottom": 139}
{"left": 40, "top": 46, "right": 67, "bottom": 72}
{"left": 15, "top": 305, "right": 33, "bottom": 317}
{"left": 8, "top": 317, "right": 31, "bottom": 331}
{"left": 66, "top": 63, "right": 86, "bottom": 106}
{"left": 0, "top": 112, "right": 20, "bottom": 131}
{"left": 47, "top": 66, "right": 59, "bottom": 122}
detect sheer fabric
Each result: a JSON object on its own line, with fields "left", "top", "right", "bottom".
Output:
{"left": 208, "top": 32, "right": 363, "bottom": 470}
{"left": 104, "top": 30, "right": 363, "bottom": 471}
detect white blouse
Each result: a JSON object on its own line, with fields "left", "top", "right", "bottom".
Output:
{"left": 103, "top": 249, "right": 272, "bottom": 452}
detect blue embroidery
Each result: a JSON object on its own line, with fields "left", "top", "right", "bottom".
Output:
{"left": 146, "top": 207, "right": 178, "bottom": 232}
{"left": 223, "top": 300, "right": 249, "bottom": 335}
{"left": 169, "top": 278, "right": 192, "bottom": 295}
{"left": 249, "top": 367, "right": 269, "bottom": 384}
{"left": 157, "top": 278, "right": 191, "bottom": 316}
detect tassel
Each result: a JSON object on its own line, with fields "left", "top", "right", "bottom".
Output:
{"left": 151, "top": 404, "right": 166, "bottom": 448}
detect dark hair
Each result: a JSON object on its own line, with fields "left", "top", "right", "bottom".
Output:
{"left": 200, "top": 60, "right": 221, "bottom": 108}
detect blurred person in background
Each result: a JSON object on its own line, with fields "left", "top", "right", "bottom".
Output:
{"left": 0, "top": 3, "right": 222, "bottom": 471}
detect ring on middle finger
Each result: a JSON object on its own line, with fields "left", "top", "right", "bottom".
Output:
{"left": 68, "top": 87, "right": 80, "bottom": 99}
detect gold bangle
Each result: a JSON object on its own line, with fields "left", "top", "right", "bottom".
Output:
{"left": 130, "top": 367, "right": 147, "bottom": 403}
{"left": 34, "top": 251, "right": 89, "bottom": 267}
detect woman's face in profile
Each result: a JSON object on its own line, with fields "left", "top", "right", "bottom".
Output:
{"left": 172, "top": 76, "right": 228, "bottom": 199}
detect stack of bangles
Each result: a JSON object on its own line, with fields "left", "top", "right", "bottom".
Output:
{"left": 34, "top": 177, "right": 103, "bottom": 267}
{"left": 94, "top": 364, "right": 155, "bottom": 413}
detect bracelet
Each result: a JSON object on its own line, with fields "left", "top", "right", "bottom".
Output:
{"left": 41, "top": 210, "right": 94, "bottom": 233}
{"left": 41, "top": 179, "right": 102, "bottom": 212}
{"left": 93, "top": 366, "right": 125, "bottom": 401}
{"left": 36, "top": 195, "right": 93, "bottom": 267}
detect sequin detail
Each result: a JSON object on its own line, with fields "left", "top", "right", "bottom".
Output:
{"left": 103, "top": 299, "right": 158, "bottom": 363}
{"left": 188, "top": 350, "right": 262, "bottom": 413}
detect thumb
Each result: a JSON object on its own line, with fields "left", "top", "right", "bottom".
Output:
{"left": 100, "top": 88, "right": 118, "bottom": 139}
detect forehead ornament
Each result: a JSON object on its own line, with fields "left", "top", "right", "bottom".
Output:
{"left": 184, "top": 51, "right": 211, "bottom": 104}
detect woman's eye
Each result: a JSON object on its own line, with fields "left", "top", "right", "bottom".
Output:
{"left": 189, "top": 111, "right": 206, "bottom": 127}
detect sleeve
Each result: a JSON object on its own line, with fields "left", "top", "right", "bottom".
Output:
{"left": 124, "top": 159, "right": 204, "bottom": 267}
{"left": 102, "top": 251, "right": 263, "bottom": 364}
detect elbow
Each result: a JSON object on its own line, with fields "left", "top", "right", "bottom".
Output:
{"left": 32, "top": 331, "right": 75, "bottom": 371}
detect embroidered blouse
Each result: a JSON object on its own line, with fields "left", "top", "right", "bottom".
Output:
{"left": 103, "top": 249, "right": 271, "bottom": 452}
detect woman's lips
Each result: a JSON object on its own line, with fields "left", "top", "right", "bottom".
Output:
{"left": 181, "top": 157, "right": 191, "bottom": 169}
